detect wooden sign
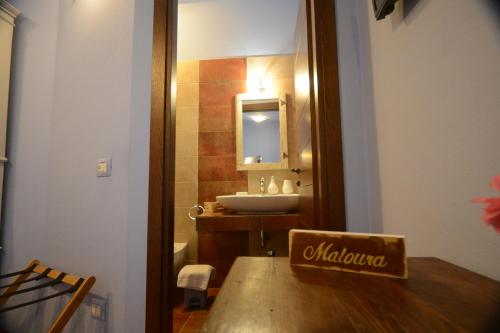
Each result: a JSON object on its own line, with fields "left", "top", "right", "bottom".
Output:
{"left": 289, "top": 229, "right": 407, "bottom": 279}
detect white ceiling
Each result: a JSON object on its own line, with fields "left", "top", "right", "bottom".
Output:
{"left": 179, "top": 0, "right": 221, "bottom": 3}
{"left": 177, "top": 0, "right": 300, "bottom": 60}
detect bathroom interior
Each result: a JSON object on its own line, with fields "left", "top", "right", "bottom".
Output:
{"left": 175, "top": 1, "right": 304, "bottom": 300}
{"left": 1, "top": 0, "right": 498, "bottom": 331}
{"left": 172, "top": 0, "right": 309, "bottom": 328}
{"left": 173, "top": 54, "right": 300, "bottom": 274}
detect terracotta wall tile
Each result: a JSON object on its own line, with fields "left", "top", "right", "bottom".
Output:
{"left": 197, "top": 58, "right": 248, "bottom": 203}
{"left": 199, "top": 105, "right": 234, "bottom": 132}
{"left": 198, "top": 132, "right": 235, "bottom": 156}
{"left": 175, "top": 182, "right": 198, "bottom": 207}
{"left": 177, "top": 60, "right": 199, "bottom": 84}
{"left": 174, "top": 206, "right": 197, "bottom": 234}
{"left": 177, "top": 132, "right": 199, "bottom": 157}
{"left": 199, "top": 81, "right": 246, "bottom": 108}
{"left": 247, "top": 55, "right": 295, "bottom": 81}
{"left": 177, "top": 105, "right": 199, "bottom": 119}
{"left": 199, "top": 58, "right": 247, "bottom": 83}
{"left": 175, "top": 157, "right": 198, "bottom": 182}
{"left": 199, "top": 156, "right": 247, "bottom": 182}
{"left": 177, "top": 108, "right": 199, "bottom": 133}
{"left": 198, "top": 180, "right": 248, "bottom": 203}
{"left": 177, "top": 83, "right": 199, "bottom": 108}
{"left": 175, "top": 63, "right": 200, "bottom": 263}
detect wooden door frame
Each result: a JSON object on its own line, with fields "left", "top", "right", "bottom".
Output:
{"left": 146, "top": 0, "right": 345, "bottom": 331}
{"left": 146, "top": 0, "right": 177, "bottom": 332}
{"left": 308, "top": 0, "right": 346, "bottom": 231}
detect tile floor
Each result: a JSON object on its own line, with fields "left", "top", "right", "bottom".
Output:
{"left": 173, "top": 288, "right": 219, "bottom": 333}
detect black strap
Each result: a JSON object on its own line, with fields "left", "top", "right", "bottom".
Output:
{"left": 0, "top": 278, "right": 84, "bottom": 313}
{"left": 0, "top": 272, "right": 66, "bottom": 299}
{"left": 0, "top": 268, "right": 52, "bottom": 290}
{"left": 0, "top": 263, "right": 37, "bottom": 280}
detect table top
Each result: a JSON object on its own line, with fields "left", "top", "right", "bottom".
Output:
{"left": 201, "top": 257, "right": 500, "bottom": 333}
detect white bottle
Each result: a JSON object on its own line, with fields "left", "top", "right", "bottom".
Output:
{"left": 267, "top": 176, "right": 279, "bottom": 195}
{"left": 282, "top": 179, "right": 294, "bottom": 194}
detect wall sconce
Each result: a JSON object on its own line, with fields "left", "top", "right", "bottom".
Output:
{"left": 257, "top": 78, "right": 266, "bottom": 93}
{"left": 247, "top": 68, "right": 274, "bottom": 96}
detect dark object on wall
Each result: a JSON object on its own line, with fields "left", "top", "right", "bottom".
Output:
{"left": 373, "top": 0, "right": 398, "bottom": 20}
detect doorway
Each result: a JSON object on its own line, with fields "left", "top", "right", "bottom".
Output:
{"left": 146, "top": 0, "right": 345, "bottom": 332}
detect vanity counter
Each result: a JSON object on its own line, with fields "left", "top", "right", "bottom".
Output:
{"left": 196, "top": 212, "right": 303, "bottom": 286}
{"left": 196, "top": 212, "right": 302, "bottom": 232}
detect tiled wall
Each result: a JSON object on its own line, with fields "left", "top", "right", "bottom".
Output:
{"left": 198, "top": 59, "right": 248, "bottom": 203}
{"left": 175, "top": 60, "right": 200, "bottom": 264}
{"left": 175, "top": 56, "right": 299, "bottom": 264}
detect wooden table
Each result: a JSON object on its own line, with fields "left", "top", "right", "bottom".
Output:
{"left": 201, "top": 257, "right": 500, "bottom": 332}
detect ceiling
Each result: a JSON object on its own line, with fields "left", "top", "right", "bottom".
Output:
{"left": 177, "top": 0, "right": 300, "bottom": 60}
{"left": 179, "top": 0, "right": 222, "bottom": 3}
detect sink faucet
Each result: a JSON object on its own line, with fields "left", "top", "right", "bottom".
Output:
{"left": 259, "top": 177, "right": 265, "bottom": 194}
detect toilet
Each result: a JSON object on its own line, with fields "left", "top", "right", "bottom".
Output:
{"left": 173, "top": 242, "right": 188, "bottom": 278}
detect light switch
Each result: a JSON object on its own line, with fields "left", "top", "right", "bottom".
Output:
{"left": 96, "top": 158, "right": 112, "bottom": 177}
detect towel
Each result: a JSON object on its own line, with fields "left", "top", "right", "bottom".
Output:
{"left": 177, "top": 265, "right": 216, "bottom": 291}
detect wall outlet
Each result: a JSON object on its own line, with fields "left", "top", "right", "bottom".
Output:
{"left": 89, "top": 296, "right": 107, "bottom": 321}
{"left": 96, "top": 158, "right": 112, "bottom": 177}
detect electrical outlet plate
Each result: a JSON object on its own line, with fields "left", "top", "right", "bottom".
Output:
{"left": 96, "top": 158, "right": 112, "bottom": 177}
{"left": 89, "top": 296, "right": 107, "bottom": 321}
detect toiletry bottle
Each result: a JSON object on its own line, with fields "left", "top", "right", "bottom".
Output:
{"left": 282, "top": 179, "right": 294, "bottom": 194}
{"left": 267, "top": 176, "right": 279, "bottom": 195}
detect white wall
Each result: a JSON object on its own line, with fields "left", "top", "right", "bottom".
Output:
{"left": 1, "top": 0, "right": 153, "bottom": 331}
{"left": 358, "top": 0, "right": 500, "bottom": 279}
{"left": 178, "top": 0, "right": 300, "bottom": 60}
{"left": 1, "top": 1, "right": 58, "bottom": 329}
{"left": 336, "top": 0, "right": 383, "bottom": 233}
{"left": 2, "top": 0, "right": 57, "bottom": 268}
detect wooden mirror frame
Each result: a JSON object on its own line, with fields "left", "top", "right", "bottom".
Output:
{"left": 235, "top": 92, "right": 288, "bottom": 171}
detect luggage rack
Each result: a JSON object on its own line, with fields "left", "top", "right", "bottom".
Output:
{"left": 0, "top": 259, "right": 95, "bottom": 333}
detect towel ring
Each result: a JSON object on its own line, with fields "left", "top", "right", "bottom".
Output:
{"left": 188, "top": 205, "right": 204, "bottom": 221}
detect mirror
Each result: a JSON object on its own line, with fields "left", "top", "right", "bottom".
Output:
{"left": 235, "top": 93, "right": 288, "bottom": 170}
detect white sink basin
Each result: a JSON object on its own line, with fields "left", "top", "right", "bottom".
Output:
{"left": 216, "top": 194, "right": 299, "bottom": 214}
